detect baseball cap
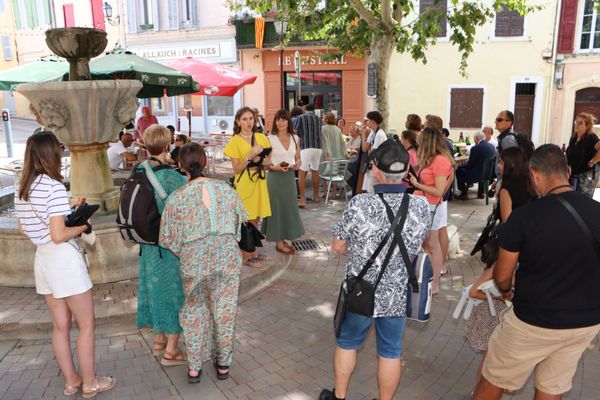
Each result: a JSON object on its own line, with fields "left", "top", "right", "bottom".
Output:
{"left": 370, "top": 139, "right": 409, "bottom": 174}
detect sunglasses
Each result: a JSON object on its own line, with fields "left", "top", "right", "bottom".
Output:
{"left": 495, "top": 118, "right": 509, "bottom": 122}
{"left": 574, "top": 120, "right": 585, "bottom": 125}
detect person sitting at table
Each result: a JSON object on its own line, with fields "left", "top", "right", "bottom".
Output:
{"left": 455, "top": 132, "right": 496, "bottom": 200}
{"left": 170, "top": 134, "right": 190, "bottom": 164}
{"left": 107, "top": 131, "right": 137, "bottom": 170}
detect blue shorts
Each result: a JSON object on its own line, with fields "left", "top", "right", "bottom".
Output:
{"left": 336, "top": 311, "right": 407, "bottom": 359}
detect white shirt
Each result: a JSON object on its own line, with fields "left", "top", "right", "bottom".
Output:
{"left": 14, "top": 175, "right": 71, "bottom": 245}
{"left": 107, "top": 141, "right": 132, "bottom": 169}
{"left": 347, "top": 136, "right": 361, "bottom": 150}
{"left": 368, "top": 128, "right": 387, "bottom": 150}
{"left": 269, "top": 134, "right": 298, "bottom": 166}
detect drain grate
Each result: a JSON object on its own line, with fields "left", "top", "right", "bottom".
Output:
{"left": 292, "top": 239, "right": 321, "bottom": 251}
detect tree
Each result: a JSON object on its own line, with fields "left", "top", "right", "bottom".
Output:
{"left": 229, "top": 0, "right": 541, "bottom": 130}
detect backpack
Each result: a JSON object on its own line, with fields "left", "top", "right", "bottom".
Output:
{"left": 116, "top": 160, "right": 170, "bottom": 245}
{"left": 501, "top": 132, "right": 535, "bottom": 159}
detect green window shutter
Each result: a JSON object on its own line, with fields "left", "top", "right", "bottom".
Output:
{"left": 25, "top": 0, "right": 37, "bottom": 28}
{"left": 12, "top": 0, "right": 21, "bottom": 29}
{"left": 43, "top": 0, "right": 50, "bottom": 26}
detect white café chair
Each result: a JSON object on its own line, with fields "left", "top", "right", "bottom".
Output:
{"left": 318, "top": 160, "right": 349, "bottom": 204}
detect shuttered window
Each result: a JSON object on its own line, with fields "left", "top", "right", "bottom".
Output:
{"left": 558, "top": 0, "right": 578, "bottom": 53}
{"left": 1, "top": 35, "right": 12, "bottom": 60}
{"left": 495, "top": 6, "right": 524, "bottom": 37}
{"left": 449, "top": 88, "right": 484, "bottom": 129}
{"left": 90, "top": 0, "right": 106, "bottom": 30}
{"left": 419, "top": 0, "right": 447, "bottom": 38}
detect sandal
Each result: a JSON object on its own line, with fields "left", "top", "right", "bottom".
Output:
{"left": 187, "top": 369, "right": 202, "bottom": 384}
{"left": 244, "top": 258, "right": 262, "bottom": 268}
{"left": 82, "top": 376, "right": 116, "bottom": 398}
{"left": 213, "top": 358, "right": 230, "bottom": 380}
{"left": 255, "top": 254, "right": 269, "bottom": 262}
{"left": 160, "top": 349, "right": 187, "bottom": 366}
{"left": 152, "top": 339, "right": 167, "bottom": 356}
{"left": 276, "top": 245, "right": 292, "bottom": 255}
{"left": 283, "top": 242, "right": 296, "bottom": 254}
{"left": 63, "top": 382, "right": 81, "bottom": 397}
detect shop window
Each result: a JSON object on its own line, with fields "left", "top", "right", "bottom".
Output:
{"left": 285, "top": 71, "right": 342, "bottom": 117}
{"left": 579, "top": 0, "right": 600, "bottom": 51}
{"left": 178, "top": 95, "right": 202, "bottom": 117}
{"left": 419, "top": 0, "right": 447, "bottom": 38}
{"left": 207, "top": 96, "right": 234, "bottom": 117}
{"left": 449, "top": 87, "right": 484, "bottom": 129}
{"left": 495, "top": 6, "right": 524, "bottom": 37}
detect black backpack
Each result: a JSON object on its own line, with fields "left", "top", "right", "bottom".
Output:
{"left": 500, "top": 132, "right": 535, "bottom": 159}
{"left": 116, "top": 161, "right": 170, "bottom": 245}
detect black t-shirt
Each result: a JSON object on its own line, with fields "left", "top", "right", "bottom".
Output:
{"left": 498, "top": 190, "right": 600, "bottom": 329}
{"left": 495, "top": 181, "right": 535, "bottom": 221}
{"left": 566, "top": 134, "right": 599, "bottom": 176}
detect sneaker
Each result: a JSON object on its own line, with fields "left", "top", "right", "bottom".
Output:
{"left": 319, "top": 389, "right": 344, "bottom": 400}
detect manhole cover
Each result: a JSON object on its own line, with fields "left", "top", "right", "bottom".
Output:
{"left": 292, "top": 239, "right": 321, "bottom": 251}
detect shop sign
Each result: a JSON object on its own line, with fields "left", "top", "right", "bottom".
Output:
{"left": 135, "top": 44, "right": 221, "bottom": 60}
{"left": 367, "top": 63, "right": 377, "bottom": 98}
{"left": 279, "top": 53, "right": 348, "bottom": 67}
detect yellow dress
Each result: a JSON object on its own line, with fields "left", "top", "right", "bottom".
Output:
{"left": 224, "top": 133, "right": 272, "bottom": 220}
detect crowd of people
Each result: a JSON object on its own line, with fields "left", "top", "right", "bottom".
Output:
{"left": 12, "top": 99, "right": 600, "bottom": 399}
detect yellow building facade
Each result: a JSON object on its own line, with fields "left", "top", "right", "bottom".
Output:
{"left": 387, "top": 0, "right": 558, "bottom": 145}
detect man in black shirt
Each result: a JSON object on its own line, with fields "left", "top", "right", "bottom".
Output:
{"left": 473, "top": 144, "right": 600, "bottom": 400}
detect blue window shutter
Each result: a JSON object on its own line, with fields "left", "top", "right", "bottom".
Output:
{"left": 2, "top": 35, "right": 12, "bottom": 60}
{"left": 168, "top": 0, "right": 178, "bottom": 30}
{"left": 127, "top": 0, "right": 137, "bottom": 32}
{"left": 191, "top": 0, "right": 198, "bottom": 27}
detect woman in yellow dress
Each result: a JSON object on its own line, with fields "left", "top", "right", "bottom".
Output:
{"left": 224, "top": 106, "right": 272, "bottom": 267}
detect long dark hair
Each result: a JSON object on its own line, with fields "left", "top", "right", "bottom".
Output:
{"left": 233, "top": 106, "right": 256, "bottom": 135}
{"left": 270, "top": 109, "right": 294, "bottom": 136}
{"left": 178, "top": 142, "right": 207, "bottom": 180}
{"left": 500, "top": 147, "right": 536, "bottom": 197}
{"left": 18, "top": 131, "right": 63, "bottom": 201}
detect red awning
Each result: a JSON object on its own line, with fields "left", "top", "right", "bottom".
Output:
{"left": 167, "top": 58, "right": 257, "bottom": 97}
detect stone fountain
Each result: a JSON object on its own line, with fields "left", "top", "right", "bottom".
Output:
{"left": 0, "top": 28, "right": 143, "bottom": 286}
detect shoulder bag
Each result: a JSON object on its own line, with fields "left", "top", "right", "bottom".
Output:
{"left": 334, "top": 193, "right": 410, "bottom": 337}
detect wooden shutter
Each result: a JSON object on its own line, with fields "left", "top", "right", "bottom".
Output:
{"left": 190, "top": 0, "right": 199, "bottom": 28}
{"left": 127, "top": 0, "right": 137, "bottom": 33}
{"left": 168, "top": 0, "right": 178, "bottom": 29}
{"left": 11, "top": 0, "right": 20, "bottom": 29}
{"left": 450, "top": 88, "right": 484, "bottom": 129}
{"left": 557, "top": 0, "right": 579, "bottom": 53}
{"left": 90, "top": 0, "right": 106, "bottom": 30}
{"left": 63, "top": 4, "right": 75, "bottom": 27}
{"left": 2, "top": 35, "right": 12, "bottom": 61}
{"left": 420, "top": 0, "right": 447, "bottom": 38}
{"left": 495, "top": 7, "right": 524, "bottom": 37}
{"left": 24, "top": 0, "right": 37, "bottom": 28}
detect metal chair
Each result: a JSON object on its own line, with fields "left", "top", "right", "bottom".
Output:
{"left": 318, "top": 160, "right": 349, "bottom": 204}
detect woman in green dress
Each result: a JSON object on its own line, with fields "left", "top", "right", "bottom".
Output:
{"left": 261, "top": 109, "right": 305, "bottom": 254}
{"left": 160, "top": 142, "right": 247, "bottom": 384}
{"left": 137, "top": 124, "right": 187, "bottom": 366}
{"left": 319, "top": 112, "right": 349, "bottom": 198}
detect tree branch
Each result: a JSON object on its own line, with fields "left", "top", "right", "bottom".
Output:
{"left": 393, "top": 0, "right": 403, "bottom": 24}
{"left": 348, "top": 0, "right": 379, "bottom": 30}
{"left": 381, "top": 0, "right": 394, "bottom": 29}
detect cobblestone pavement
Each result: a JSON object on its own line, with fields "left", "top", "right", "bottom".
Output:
{"left": 0, "top": 196, "right": 599, "bottom": 399}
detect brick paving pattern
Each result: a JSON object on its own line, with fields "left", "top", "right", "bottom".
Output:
{"left": 0, "top": 196, "right": 599, "bottom": 399}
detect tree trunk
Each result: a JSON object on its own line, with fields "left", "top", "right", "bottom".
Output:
{"left": 371, "top": 34, "right": 395, "bottom": 132}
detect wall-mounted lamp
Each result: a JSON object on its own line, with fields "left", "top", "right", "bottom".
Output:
{"left": 554, "top": 55, "right": 565, "bottom": 90}
{"left": 103, "top": 2, "right": 120, "bottom": 26}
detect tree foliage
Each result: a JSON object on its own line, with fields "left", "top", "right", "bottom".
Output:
{"left": 229, "top": 0, "right": 543, "bottom": 74}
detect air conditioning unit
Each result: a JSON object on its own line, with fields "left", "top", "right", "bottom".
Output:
{"left": 219, "top": 120, "right": 229, "bottom": 130}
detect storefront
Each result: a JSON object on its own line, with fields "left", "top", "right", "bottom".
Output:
{"left": 262, "top": 50, "right": 366, "bottom": 128}
{"left": 127, "top": 38, "right": 241, "bottom": 133}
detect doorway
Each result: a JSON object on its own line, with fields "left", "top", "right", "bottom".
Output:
{"left": 573, "top": 88, "right": 600, "bottom": 129}
{"left": 514, "top": 83, "right": 536, "bottom": 138}
{"left": 285, "top": 71, "right": 342, "bottom": 117}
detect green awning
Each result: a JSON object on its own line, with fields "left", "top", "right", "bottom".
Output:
{"left": 0, "top": 56, "right": 67, "bottom": 91}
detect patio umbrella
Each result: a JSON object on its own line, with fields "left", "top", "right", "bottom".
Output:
{"left": 167, "top": 58, "right": 257, "bottom": 96}
{"left": 0, "top": 56, "right": 68, "bottom": 91}
{"left": 90, "top": 49, "right": 199, "bottom": 98}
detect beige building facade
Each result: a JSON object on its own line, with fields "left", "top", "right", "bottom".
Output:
{"left": 387, "top": 0, "right": 558, "bottom": 145}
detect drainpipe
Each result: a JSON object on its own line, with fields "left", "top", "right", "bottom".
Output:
{"left": 545, "top": 0, "right": 562, "bottom": 144}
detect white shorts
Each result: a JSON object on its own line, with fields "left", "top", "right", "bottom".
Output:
{"left": 34, "top": 241, "right": 92, "bottom": 299}
{"left": 300, "top": 148, "right": 323, "bottom": 172}
{"left": 429, "top": 201, "right": 448, "bottom": 231}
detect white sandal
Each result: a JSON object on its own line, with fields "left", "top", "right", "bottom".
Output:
{"left": 82, "top": 376, "right": 116, "bottom": 398}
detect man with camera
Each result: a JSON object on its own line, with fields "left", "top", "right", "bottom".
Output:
{"left": 320, "top": 139, "right": 430, "bottom": 400}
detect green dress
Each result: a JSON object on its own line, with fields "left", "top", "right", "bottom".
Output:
{"left": 137, "top": 165, "right": 187, "bottom": 335}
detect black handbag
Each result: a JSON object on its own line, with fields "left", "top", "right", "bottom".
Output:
{"left": 334, "top": 193, "right": 410, "bottom": 337}
{"left": 238, "top": 221, "right": 264, "bottom": 253}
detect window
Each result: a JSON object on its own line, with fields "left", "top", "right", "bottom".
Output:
{"left": 419, "top": 0, "right": 447, "bottom": 38}
{"left": 449, "top": 88, "right": 484, "bottom": 129}
{"left": 1, "top": 35, "right": 11, "bottom": 60}
{"left": 14, "top": 0, "right": 50, "bottom": 29}
{"left": 168, "top": 0, "right": 198, "bottom": 30}
{"left": 495, "top": 6, "right": 524, "bottom": 37}
{"left": 579, "top": 0, "right": 600, "bottom": 51}
{"left": 207, "top": 96, "right": 234, "bottom": 117}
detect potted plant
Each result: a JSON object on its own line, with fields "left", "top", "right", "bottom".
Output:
{"left": 139, "top": 23, "right": 154, "bottom": 31}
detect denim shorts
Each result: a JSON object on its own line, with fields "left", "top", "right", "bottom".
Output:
{"left": 336, "top": 311, "right": 407, "bottom": 359}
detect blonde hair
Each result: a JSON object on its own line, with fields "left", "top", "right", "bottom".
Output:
{"left": 417, "top": 127, "right": 453, "bottom": 169}
{"left": 143, "top": 124, "right": 171, "bottom": 156}
{"left": 574, "top": 112, "right": 598, "bottom": 137}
